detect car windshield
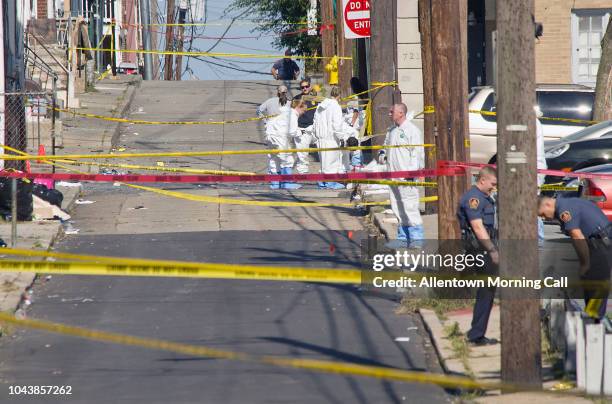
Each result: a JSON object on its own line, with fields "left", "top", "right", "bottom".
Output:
{"left": 559, "top": 120, "right": 612, "bottom": 143}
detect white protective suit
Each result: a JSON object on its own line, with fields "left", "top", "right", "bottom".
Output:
{"left": 384, "top": 116, "right": 425, "bottom": 227}
{"left": 265, "top": 108, "right": 299, "bottom": 173}
{"left": 257, "top": 97, "right": 291, "bottom": 126}
{"left": 313, "top": 98, "right": 354, "bottom": 174}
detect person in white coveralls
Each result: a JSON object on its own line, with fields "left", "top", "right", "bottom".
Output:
{"left": 312, "top": 86, "right": 353, "bottom": 189}
{"left": 379, "top": 103, "right": 425, "bottom": 249}
{"left": 265, "top": 98, "right": 308, "bottom": 190}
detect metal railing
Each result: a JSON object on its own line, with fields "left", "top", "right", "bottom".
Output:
{"left": 25, "top": 34, "right": 70, "bottom": 108}
{"left": 24, "top": 44, "right": 59, "bottom": 93}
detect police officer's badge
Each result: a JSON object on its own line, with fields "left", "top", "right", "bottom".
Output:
{"left": 469, "top": 198, "right": 480, "bottom": 210}
{"left": 560, "top": 211, "right": 572, "bottom": 223}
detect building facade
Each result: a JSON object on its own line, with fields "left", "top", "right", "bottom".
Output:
{"left": 395, "top": 0, "right": 612, "bottom": 123}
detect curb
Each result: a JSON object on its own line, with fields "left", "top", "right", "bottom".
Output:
{"left": 110, "top": 77, "right": 142, "bottom": 149}
{"left": 418, "top": 308, "right": 470, "bottom": 377}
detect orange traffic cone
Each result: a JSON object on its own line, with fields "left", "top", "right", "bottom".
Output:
{"left": 36, "top": 144, "right": 45, "bottom": 163}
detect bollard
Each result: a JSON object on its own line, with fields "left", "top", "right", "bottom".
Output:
{"left": 11, "top": 178, "right": 17, "bottom": 247}
{"left": 585, "top": 323, "right": 605, "bottom": 395}
{"left": 367, "top": 233, "right": 378, "bottom": 261}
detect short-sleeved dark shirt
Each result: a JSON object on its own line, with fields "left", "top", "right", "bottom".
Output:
{"left": 273, "top": 59, "right": 300, "bottom": 80}
{"left": 457, "top": 186, "right": 496, "bottom": 234}
{"left": 293, "top": 93, "right": 315, "bottom": 128}
{"left": 554, "top": 197, "right": 610, "bottom": 238}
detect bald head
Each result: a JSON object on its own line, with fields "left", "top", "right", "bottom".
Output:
{"left": 389, "top": 103, "right": 408, "bottom": 125}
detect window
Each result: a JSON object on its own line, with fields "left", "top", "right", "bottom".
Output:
{"left": 572, "top": 9, "right": 612, "bottom": 85}
{"left": 536, "top": 91, "right": 594, "bottom": 127}
{"left": 480, "top": 93, "right": 497, "bottom": 122}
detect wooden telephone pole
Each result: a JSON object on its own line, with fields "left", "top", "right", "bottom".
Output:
{"left": 163, "top": 0, "right": 175, "bottom": 81}
{"left": 321, "top": 0, "right": 335, "bottom": 84}
{"left": 174, "top": 7, "right": 187, "bottom": 81}
{"left": 418, "top": 0, "right": 436, "bottom": 213}
{"left": 497, "top": 0, "right": 542, "bottom": 387}
{"left": 336, "top": 2, "right": 352, "bottom": 97}
{"left": 430, "top": 0, "right": 468, "bottom": 239}
{"left": 370, "top": 0, "right": 397, "bottom": 146}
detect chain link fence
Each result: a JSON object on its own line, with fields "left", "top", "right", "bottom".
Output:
{"left": 1, "top": 91, "right": 57, "bottom": 172}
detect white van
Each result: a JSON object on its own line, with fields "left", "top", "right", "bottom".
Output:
{"left": 468, "top": 84, "right": 595, "bottom": 163}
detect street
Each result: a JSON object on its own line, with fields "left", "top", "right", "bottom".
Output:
{"left": 0, "top": 81, "right": 449, "bottom": 403}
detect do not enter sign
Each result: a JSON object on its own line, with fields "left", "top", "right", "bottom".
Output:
{"left": 343, "top": 0, "right": 371, "bottom": 39}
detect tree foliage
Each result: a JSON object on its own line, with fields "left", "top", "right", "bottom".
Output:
{"left": 225, "top": 0, "right": 322, "bottom": 56}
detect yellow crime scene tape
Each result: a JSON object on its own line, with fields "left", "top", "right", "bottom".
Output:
{"left": 0, "top": 259, "right": 362, "bottom": 283}
{"left": 0, "top": 144, "right": 436, "bottom": 161}
{"left": 123, "top": 183, "right": 438, "bottom": 207}
{"left": 54, "top": 159, "right": 257, "bottom": 176}
{"left": 468, "top": 109, "right": 600, "bottom": 125}
{"left": 73, "top": 47, "right": 353, "bottom": 61}
{"left": 539, "top": 185, "right": 579, "bottom": 192}
{"left": 3, "top": 144, "right": 439, "bottom": 208}
{"left": 0, "top": 311, "right": 535, "bottom": 393}
{"left": 0, "top": 249, "right": 595, "bottom": 394}
{"left": 53, "top": 81, "right": 393, "bottom": 126}
{"left": 348, "top": 180, "right": 438, "bottom": 187}
{"left": 417, "top": 106, "right": 600, "bottom": 126}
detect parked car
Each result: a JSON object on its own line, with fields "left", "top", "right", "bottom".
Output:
{"left": 545, "top": 137, "right": 612, "bottom": 174}
{"left": 544, "top": 120, "right": 612, "bottom": 149}
{"left": 469, "top": 84, "right": 595, "bottom": 163}
{"left": 553, "top": 164, "right": 612, "bottom": 220}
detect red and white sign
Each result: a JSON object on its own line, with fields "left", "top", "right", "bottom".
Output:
{"left": 343, "top": 0, "right": 371, "bottom": 39}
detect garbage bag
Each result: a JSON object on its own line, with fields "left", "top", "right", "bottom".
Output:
{"left": 32, "top": 183, "right": 63, "bottom": 208}
{"left": 0, "top": 178, "right": 33, "bottom": 221}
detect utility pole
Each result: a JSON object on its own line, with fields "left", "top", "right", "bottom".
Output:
{"left": 369, "top": 0, "right": 397, "bottom": 146}
{"left": 430, "top": 0, "right": 468, "bottom": 239}
{"left": 497, "top": 0, "right": 541, "bottom": 387}
{"left": 95, "top": 0, "right": 104, "bottom": 71}
{"left": 321, "top": 0, "right": 335, "bottom": 84}
{"left": 418, "top": 0, "right": 436, "bottom": 214}
{"left": 356, "top": 39, "right": 368, "bottom": 89}
{"left": 174, "top": 7, "right": 187, "bottom": 81}
{"left": 0, "top": 0, "right": 5, "bottom": 170}
{"left": 336, "top": 2, "right": 352, "bottom": 97}
{"left": 150, "top": 0, "right": 161, "bottom": 79}
{"left": 139, "top": 0, "right": 154, "bottom": 80}
{"left": 163, "top": 0, "right": 176, "bottom": 81}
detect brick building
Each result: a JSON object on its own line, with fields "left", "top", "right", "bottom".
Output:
{"left": 396, "top": 0, "right": 611, "bottom": 129}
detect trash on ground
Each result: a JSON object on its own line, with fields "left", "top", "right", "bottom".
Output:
{"left": 75, "top": 199, "right": 96, "bottom": 205}
{"left": 56, "top": 181, "right": 82, "bottom": 188}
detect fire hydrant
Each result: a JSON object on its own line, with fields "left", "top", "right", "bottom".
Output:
{"left": 325, "top": 55, "right": 339, "bottom": 86}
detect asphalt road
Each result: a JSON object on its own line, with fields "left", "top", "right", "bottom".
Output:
{"left": 0, "top": 81, "right": 450, "bottom": 403}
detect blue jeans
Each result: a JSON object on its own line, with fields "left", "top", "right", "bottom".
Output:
{"left": 397, "top": 225, "right": 424, "bottom": 248}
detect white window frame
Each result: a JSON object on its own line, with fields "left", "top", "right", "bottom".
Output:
{"left": 571, "top": 9, "right": 612, "bottom": 86}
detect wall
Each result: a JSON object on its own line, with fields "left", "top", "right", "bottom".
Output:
{"left": 396, "top": 0, "right": 424, "bottom": 130}
{"left": 535, "top": 0, "right": 611, "bottom": 84}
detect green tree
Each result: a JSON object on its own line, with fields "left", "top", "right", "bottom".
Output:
{"left": 225, "top": 0, "right": 322, "bottom": 56}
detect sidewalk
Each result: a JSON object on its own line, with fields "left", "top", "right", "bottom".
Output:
{"left": 0, "top": 75, "right": 139, "bottom": 314}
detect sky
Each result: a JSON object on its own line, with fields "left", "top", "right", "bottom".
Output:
{"left": 155, "top": 0, "right": 303, "bottom": 81}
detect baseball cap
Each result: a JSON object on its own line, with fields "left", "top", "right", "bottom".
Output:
{"left": 277, "top": 85, "right": 288, "bottom": 93}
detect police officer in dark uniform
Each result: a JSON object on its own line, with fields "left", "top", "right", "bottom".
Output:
{"left": 538, "top": 196, "right": 611, "bottom": 319}
{"left": 457, "top": 166, "right": 499, "bottom": 345}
